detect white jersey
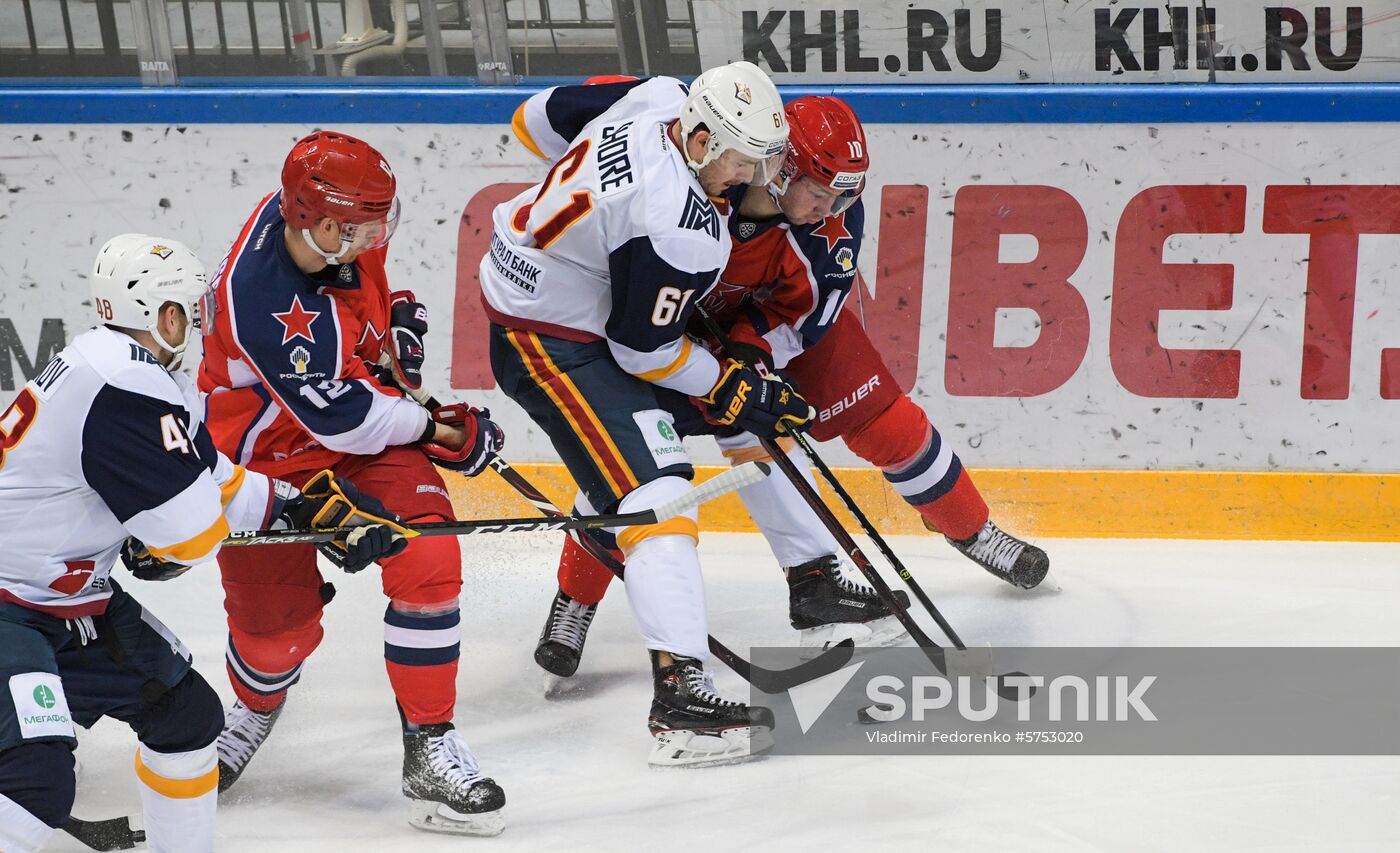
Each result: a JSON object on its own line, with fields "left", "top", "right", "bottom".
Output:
{"left": 0, "top": 327, "right": 279, "bottom": 617}
{"left": 481, "top": 77, "right": 729, "bottom": 397}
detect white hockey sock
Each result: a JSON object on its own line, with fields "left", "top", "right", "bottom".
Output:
{"left": 0, "top": 792, "right": 55, "bottom": 853}
{"left": 732, "top": 444, "right": 841, "bottom": 568}
{"left": 621, "top": 533, "right": 709, "bottom": 661}
{"left": 135, "top": 743, "right": 218, "bottom": 853}
{"left": 613, "top": 476, "right": 708, "bottom": 661}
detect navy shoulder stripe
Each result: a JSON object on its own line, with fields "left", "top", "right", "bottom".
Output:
{"left": 545, "top": 78, "right": 649, "bottom": 145}
{"left": 81, "top": 385, "right": 209, "bottom": 523}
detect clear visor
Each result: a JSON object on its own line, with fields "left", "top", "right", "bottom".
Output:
{"left": 339, "top": 196, "right": 401, "bottom": 253}
{"left": 786, "top": 173, "right": 863, "bottom": 216}
{"left": 746, "top": 150, "right": 788, "bottom": 187}
{"left": 196, "top": 287, "right": 216, "bottom": 337}
{"left": 715, "top": 147, "right": 788, "bottom": 188}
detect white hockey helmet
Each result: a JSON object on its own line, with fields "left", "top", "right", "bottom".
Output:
{"left": 91, "top": 233, "right": 210, "bottom": 360}
{"left": 679, "top": 60, "right": 789, "bottom": 185}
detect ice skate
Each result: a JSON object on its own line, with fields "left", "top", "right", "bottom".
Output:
{"left": 945, "top": 520, "right": 1053, "bottom": 590}
{"left": 402, "top": 722, "right": 506, "bottom": 836}
{"left": 787, "top": 555, "right": 910, "bottom": 649}
{"left": 216, "top": 697, "right": 285, "bottom": 793}
{"left": 534, "top": 587, "right": 598, "bottom": 678}
{"left": 647, "top": 653, "right": 774, "bottom": 768}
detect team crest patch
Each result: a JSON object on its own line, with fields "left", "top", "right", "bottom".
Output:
{"left": 338, "top": 264, "right": 354, "bottom": 283}
{"left": 149, "top": 244, "right": 174, "bottom": 260}
{"left": 678, "top": 188, "right": 721, "bottom": 239}
{"left": 734, "top": 81, "right": 752, "bottom": 105}
{"left": 738, "top": 221, "right": 757, "bottom": 239}
{"left": 836, "top": 246, "right": 854, "bottom": 272}
{"left": 290, "top": 345, "right": 311, "bottom": 375}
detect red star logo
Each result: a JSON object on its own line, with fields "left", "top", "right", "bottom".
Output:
{"left": 273, "top": 295, "right": 321, "bottom": 345}
{"left": 812, "top": 215, "right": 852, "bottom": 252}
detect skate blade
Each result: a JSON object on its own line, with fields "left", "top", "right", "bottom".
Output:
{"left": 1031, "top": 567, "right": 1062, "bottom": 593}
{"left": 798, "top": 616, "right": 909, "bottom": 654}
{"left": 542, "top": 672, "right": 582, "bottom": 699}
{"left": 647, "top": 726, "right": 774, "bottom": 768}
{"left": 407, "top": 799, "right": 504, "bottom": 837}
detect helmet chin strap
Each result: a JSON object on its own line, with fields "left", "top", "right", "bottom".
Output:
{"left": 148, "top": 317, "right": 189, "bottom": 369}
{"left": 301, "top": 228, "right": 350, "bottom": 266}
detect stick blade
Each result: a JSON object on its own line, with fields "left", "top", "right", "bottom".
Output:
{"left": 711, "top": 638, "right": 856, "bottom": 693}
{"left": 63, "top": 816, "right": 144, "bottom": 851}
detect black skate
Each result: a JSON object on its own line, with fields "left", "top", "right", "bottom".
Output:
{"left": 533, "top": 587, "right": 597, "bottom": 678}
{"left": 647, "top": 653, "right": 774, "bottom": 768}
{"left": 787, "top": 555, "right": 910, "bottom": 649}
{"left": 947, "top": 520, "right": 1054, "bottom": 590}
{"left": 216, "top": 697, "right": 285, "bottom": 794}
{"left": 402, "top": 721, "right": 506, "bottom": 836}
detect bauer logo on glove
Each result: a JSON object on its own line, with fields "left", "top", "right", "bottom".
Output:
{"left": 700, "top": 359, "right": 814, "bottom": 439}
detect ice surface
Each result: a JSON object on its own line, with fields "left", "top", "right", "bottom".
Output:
{"left": 55, "top": 534, "right": 1400, "bottom": 852}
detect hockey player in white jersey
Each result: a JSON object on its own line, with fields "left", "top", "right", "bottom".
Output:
{"left": 0, "top": 234, "right": 404, "bottom": 852}
{"left": 483, "top": 62, "right": 814, "bottom": 766}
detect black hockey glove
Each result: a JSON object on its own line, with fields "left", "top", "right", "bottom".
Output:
{"left": 386, "top": 290, "right": 429, "bottom": 394}
{"left": 280, "top": 471, "right": 412, "bottom": 573}
{"left": 698, "top": 358, "right": 815, "bottom": 439}
{"left": 120, "top": 538, "right": 191, "bottom": 582}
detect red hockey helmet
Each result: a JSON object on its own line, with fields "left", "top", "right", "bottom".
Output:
{"left": 280, "top": 131, "right": 400, "bottom": 251}
{"left": 775, "top": 96, "right": 868, "bottom": 215}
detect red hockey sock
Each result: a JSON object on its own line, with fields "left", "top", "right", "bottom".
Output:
{"left": 384, "top": 605, "right": 460, "bottom": 725}
{"left": 845, "top": 395, "right": 990, "bottom": 541}
{"left": 224, "top": 624, "right": 320, "bottom": 713}
{"left": 557, "top": 536, "right": 616, "bottom": 605}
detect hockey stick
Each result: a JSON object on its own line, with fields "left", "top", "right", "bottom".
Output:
{"left": 786, "top": 428, "right": 966, "bottom": 648}
{"left": 220, "top": 461, "right": 769, "bottom": 546}
{"left": 687, "top": 304, "right": 967, "bottom": 647}
{"left": 485, "top": 456, "right": 856, "bottom": 693}
{"left": 369, "top": 354, "right": 855, "bottom": 691}
{"left": 62, "top": 815, "right": 144, "bottom": 851}
{"left": 759, "top": 436, "right": 1032, "bottom": 700}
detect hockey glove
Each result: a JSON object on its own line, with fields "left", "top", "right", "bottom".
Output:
{"left": 386, "top": 290, "right": 429, "bottom": 394}
{"left": 281, "top": 471, "right": 412, "bottom": 573}
{"left": 699, "top": 359, "right": 815, "bottom": 439}
{"left": 120, "top": 538, "right": 191, "bottom": 582}
{"left": 420, "top": 404, "right": 505, "bottom": 477}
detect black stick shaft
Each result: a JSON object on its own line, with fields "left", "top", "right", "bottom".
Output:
{"left": 759, "top": 437, "right": 952, "bottom": 666}
{"left": 221, "top": 507, "right": 665, "bottom": 546}
{"left": 787, "top": 428, "right": 966, "bottom": 649}
{"left": 692, "top": 301, "right": 966, "bottom": 648}
{"left": 485, "top": 456, "right": 853, "bottom": 690}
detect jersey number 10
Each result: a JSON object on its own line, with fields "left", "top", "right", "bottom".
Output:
{"left": 511, "top": 140, "right": 594, "bottom": 250}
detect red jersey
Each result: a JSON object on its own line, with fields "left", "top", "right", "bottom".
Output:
{"left": 198, "top": 192, "right": 429, "bottom": 481}
{"left": 701, "top": 197, "right": 865, "bottom": 369}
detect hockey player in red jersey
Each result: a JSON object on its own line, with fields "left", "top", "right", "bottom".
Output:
{"left": 535, "top": 95, "right": 1052, "bottom": 675}
{"left": 198, "top": 132, "right": 507, "bottom": 835}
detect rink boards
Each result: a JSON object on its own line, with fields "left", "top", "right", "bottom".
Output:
{"left": 0, "top": 85, "right": 1396, "bottom": 538}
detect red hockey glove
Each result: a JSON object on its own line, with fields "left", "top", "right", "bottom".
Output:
{"left": 421, "top": 404, "right": 505, "bottom": 477}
